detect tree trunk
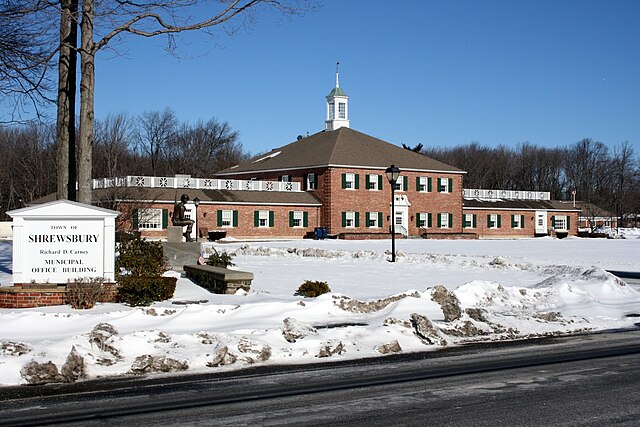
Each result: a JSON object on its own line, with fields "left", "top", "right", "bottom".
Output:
{"left": 78, "top": 0, "right": 94, "bottom": 204}
{"left": 56, "top": 0, "right": 78, "bottom": 201}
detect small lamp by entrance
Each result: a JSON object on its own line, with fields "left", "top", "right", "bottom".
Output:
{"left": 385, "top": 165, "right": 401, "bottom": 262}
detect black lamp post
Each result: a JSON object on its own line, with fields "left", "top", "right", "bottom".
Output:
{"left": 385, "top": 164, "right": 401, "bottom": 262}
{"left": 193, "top": 197, "right": 201, "bottom": 241}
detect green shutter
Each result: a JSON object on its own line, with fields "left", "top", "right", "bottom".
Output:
{"left": 341, "top": 173, "right": 347, "bottom": 189}
{"left": 428, "top": 177, "right": 432, "bottom": 192}
{"left": 449, "top": 213, "right": 453, "bottom": 228}
{"left": 403, "top": 176, "right": 408, "bottom": 191}
{"left": 233, "top": 210, "right": 238, "bottom": 227}
{"left": 448, "top": 178, "right": 453, "bottom": 193}
{"left": 378, "top": 212, "right": 383, "bottom": 227}
{"left": 162, "top": 209, "right": 168, "bottom": 228}
{"left": 437, "top": 213, "right": 442, "bottom": 228}
{"left": 473, "top": 214, "right": 477, "bottom": 228}
{"left": 437, "top": 178, "right": 442, "bottom": 192}
{"left": 355, "top": 212, "right": 360, "bottom": 227}
{"left": 462, "top": 214, "right": 467, "bottom": 228}
{"left": 217, "top": 210, "right": 223, "bottom": 227}
{"left": 487, "top": 214, "right": 491, "bottom": 228}
{"left": 289, "top": 211, "right": 294, "bottom": 227}
{"left": 303, "top": 212, "right": 309, "bottom": 227}
{"left": 497, "top": 215, "right": 502, "bottom": 228}
{"left": 355, "top": 174, "right": 360, "bottom": 189}
{"left": 511, "top": 214, "right": 516, "bottom": 228}
{"left": 132, "top": 209, "right": 139, "bottom": 229}
{"left": 254, "top": 211, "right": 259, "bottom": 227}
{"left": 416, "top": 177, "right": 420, "bottom": 191}
{"left": 551, "top": 215, "right": 556, "bottom": 228}
{"left": 417, "top": 213, "right": 421, "bottom": 227}
{"left": 567, "top": 216, "right": 571, "bottom": 230}
{"left": 428, "top": 213, "right": 432, "bottom": 228}
{"left": 378, "top": 175, "right": 383, "bottom": 190}
{"left": 342, "top": 212, "right": 347, "bottom": 227}
{"left": 269, "top": 211, "right": 274, "bottom": 227}
{"left": 365, "top": 212, "right": 370, "bottom": 227}
{"left": 521, "top": 215, "right": 525, "bottom": 228}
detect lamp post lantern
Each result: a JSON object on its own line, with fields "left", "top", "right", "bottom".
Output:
{"left": 193, "top": 197, "right": 201, "bottom": 241}
{"left": 385, "top": 165, "right": 401, "bottom": 262}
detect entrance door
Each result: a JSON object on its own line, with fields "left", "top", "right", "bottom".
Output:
{"left": 392, "top": 196, "right": 409, "bottom": 237}
{"left": 535, "top": 211, "right": 547, "bottom": 235}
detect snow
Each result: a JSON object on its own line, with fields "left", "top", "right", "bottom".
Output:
{"left": 1, "top": 234, "right": 640, "bottom": 385}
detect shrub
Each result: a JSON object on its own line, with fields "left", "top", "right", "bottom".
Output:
{"left": 117, "top": 276, "right": 177, "bottom": 306}
{"left": 294, "top": 280, "right": 331, "bottom": 298}
{"left": 206, "top": 249, "right": 236, "bottom": 268}
{"left": 66, "top": 277, "right": 107, "bottom": 309}
{"left": 116, "top": 238, "right": 167, "bottom": 277}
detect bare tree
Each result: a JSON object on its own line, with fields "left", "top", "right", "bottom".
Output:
{"left": 94, "top": 112, "right": 133, "bottom": 178}
{"left": 136, "top": 109, "right": 178, "bottom": 175}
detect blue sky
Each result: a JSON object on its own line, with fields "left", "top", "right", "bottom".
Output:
{"left": 9, "top": 0, "right": 640, "bottom": 155}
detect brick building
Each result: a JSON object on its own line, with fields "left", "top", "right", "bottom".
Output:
{"left": 93, "top": 71, "right": 578, "bottom": 240}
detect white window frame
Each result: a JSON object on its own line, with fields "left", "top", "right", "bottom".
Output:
{"left": 138, "top": 208, "right": 162, "bottom": 230}
{"left": 344, "top": 173, "right": 355, "bottom": 190}
{"left": 258, "top": 210, "right": 269, "bottom": 228}
{"left": 345, "top": 211, "right": 356, "bottom": 228}
{"left": 306, "top": 173, "right": 317, "bottom": 190}
{"left": 513, "top": 215, "right": 523, "bottom": 229}
{"left": 489, "top": 214, "right": 499, "bottom": 229}
{"left": 329, "top": 102, "right": 335, "bottom": 120}
{"left": 292, "top": 211, "right": 303, "bottom": 228}
{"left": 439, "top": 178, "right": 449, "bottom": 192}
{"left": 418, "top": 176, "right": 428, "bottom": 192}
{"left": 338, "top": 102, "right": 346, "bottom": 119}
{"left": 221, "top": 210, "right": 233, "bottom": 228}
{"left": 554, "top": 215, "right": 567, "bottom": 231}
{"left": 418, "top": 212, "right": 429, "bottom": 228}
{"left": 367, "top": 174, "right": 379, "bottom": 190}
{"left": 439, "top": 213, "right": 449, "bottom": 229}
{"left": 368, "top": 211, "right": 379, "bottom": 228}
{"left": 394, "top": 175, "right": 405, "bottom": 192}
{"left": 464, "top": 213, "right": 474, "bottom": 228}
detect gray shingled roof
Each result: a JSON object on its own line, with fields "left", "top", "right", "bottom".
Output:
{"left": 91, "top": 187, "right": 322, "bottom": 206}
{"left": 463, "top": 198, "right": 580, "bottom": 211}
{"left": 217, "top": 127, "right": 465, "bottom": 175}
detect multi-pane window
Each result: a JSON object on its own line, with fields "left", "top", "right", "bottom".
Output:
{"left": 439, "top": 178, "right": 449, "bottom": 192}
{"left": 338, "top": 102, "right": 346, "bottom": 119}
{"left": 220, "top": 210, "right": 232, "bottom": 227}
{"left": 292, "top": 211, "right": 303, "bottom": 227}
{"left": 344, "top": 173, "right": 355, "bottom": 189}
{"left": 367, "top": 174, "right": 380, "bottom": 190}
{"left": 512, "top": 214, "right": 524, "bottom": 229}
{"left": 306, "top": 173, "right": 317, "bottom": 190}
{"left": 138, "top": 208, "right": 162, "bottom": 229}
{"left": 279, "top": 175, "right": 291, "bottom": 182}
{"left": 439, "top": 213, "right": 450, "bottom": 229}
{"left": 554, "top": 215, "right": 568, "bottom": 231}
{"left": 367, "top": 212, "right": 381, "bottom": 228}
{"left": 488, "top": 214, "right": 501, "bottom": 229}
{"left": 417, "top": 212, "right": 430, "bottom": 228}
{"left": 464, "top": 214, "right": 475, "bottom": 228}
{"left": 329, "top": 102, "right": 335, "bottom": 120}
{"left": 344, "top": 211, "right": 356, "bottom": 228}
{"left": 258, "top": 210, "right": 269, "bottom": 227}
{"left": 393, "top": 176, "right": 407, "bottom": 191}
{"left": 417, "top": 176, "right": 430, "bottom": 192}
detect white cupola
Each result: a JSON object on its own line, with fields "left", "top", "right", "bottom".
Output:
{"left": 325, "top": 62, "right": 350, "bottom": 130}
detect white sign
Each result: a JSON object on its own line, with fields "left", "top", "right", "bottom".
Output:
{"left": 8, "top": 200, "right": 119, "bottom": 284}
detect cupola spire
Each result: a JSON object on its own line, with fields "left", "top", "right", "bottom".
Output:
{"left": 325, "top": 62, "right": 349, "bottom": 130}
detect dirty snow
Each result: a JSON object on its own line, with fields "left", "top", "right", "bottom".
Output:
{"left": 1, "top": 234, "right": 640, "bottom": 386}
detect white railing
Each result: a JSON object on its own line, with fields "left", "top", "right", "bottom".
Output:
{"left": 92, "top": 176, "right": 301, "bottom": 192}
{"left": 463, "top": 188, "right": 550, "bottom": 201}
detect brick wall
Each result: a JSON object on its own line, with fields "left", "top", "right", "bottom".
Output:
{"left": 462, "top": 209, "right": 579, "bottom": 238}
{"left": 0, "top": 284, "right": 117, "bottom": 309}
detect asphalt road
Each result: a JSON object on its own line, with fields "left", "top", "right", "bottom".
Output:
{"left": 2, "top": 330, "right": 640, "bottom": 426}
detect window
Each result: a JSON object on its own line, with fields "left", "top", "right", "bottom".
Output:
{"left": 338, "top": 102, "right": 346, "bottom": 119}
{"left": 342, "top": 173, "right": 359, "bottom": 190}
{"left": 438, "top": 177, "right": 452, "bottom": 193}
{"left": 553, "top": 215, "right": 568, "bottom": 231}
{"left": 342, "top": 211, "right": 359, "bottom": 228}
{"left": 290, "top": 211, "right": 307, "bottom": 228}
{"left": 512, "top": 214, "right": 524, "bottom": 229}
{"left": 439, "top": 213, "right": 451, "bottom": 229}
{"left": 138, "top": 208, "right": 163, "bottom": 229}
{"left": 254, "top": 210, "right": 274, "bottom": 228}
{"left": 417, "top": 212, "right": 431, "bottom": 228}
{"left": 394, "top": 176, "right": 408, "bottom": 191}
{"left": 217, "top": 210, "right": 238, "bottom": 227}
{"left": 488, "top": 214, "right": 501, "bottom": 229}
{"left": 329, "top": 102, "right": 335, "bottom": 120}
{"left": 464, "top": 214, "right": 476, "bottom": 229}
{"left": 417, "top": 176, "right": 431, "bottom": 192}
{"left": 367, "top": 174, "right": 381, "bottom": 190}
{"left": 366, "top": 212, "right": 382, "bottom": 228}
{"left": 306, "top": 173, "right": 317, "bottom": 190}
{"left": 279, "top": 175, "right": 291, "bottom": 182}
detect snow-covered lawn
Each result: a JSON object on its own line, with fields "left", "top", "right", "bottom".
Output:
{"left": 1, "top": 233, "right": 640, "bottom": 386}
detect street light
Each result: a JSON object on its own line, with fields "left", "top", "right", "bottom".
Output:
{"left": 193, "top": 197, "right": 200, "bottom": 241}
{"left": 385, "top": 164, "right": 400, "bottom": 262}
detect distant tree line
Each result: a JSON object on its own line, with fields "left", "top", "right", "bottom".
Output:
{"left": 0, "top": 109, "right": 247, "bottom": 220}
{"left": 408, "top": 139, "right": 640, "bottom": 225}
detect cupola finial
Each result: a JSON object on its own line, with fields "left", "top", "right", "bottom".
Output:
{"left": 336, "top": 61, "right": 340, "bottom": 88}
